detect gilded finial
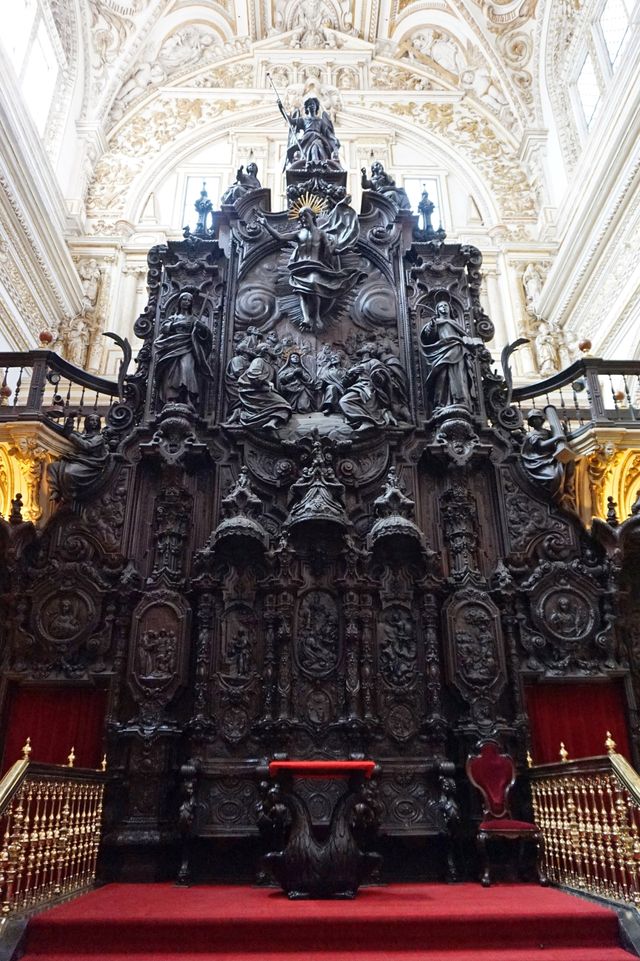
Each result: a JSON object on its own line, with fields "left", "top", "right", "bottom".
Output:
{"left": 559, "top": 742, "right": 569, "bottom": 763}
{"left": 100, "top": 754, "right": 107, "bottom": 773}
{"left": 21, "top": 737, "right": 32, "bottom": 761}
{"left": 67, "top": 746, "right": 76, "bottom": 768}
{"left": 526, "top": 750, "right": 533, "bottom": 768}
{"left": 605, "top": 731, "right": 617, "bottom": 755}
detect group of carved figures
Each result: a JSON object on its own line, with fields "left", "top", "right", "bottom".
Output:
{"left": 225, "top": 328, "right": 410, "bottom": 431}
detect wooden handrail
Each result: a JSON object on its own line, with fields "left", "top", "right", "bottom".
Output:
{"left": 0, "top": 350, "right": 118, "bottom": 397}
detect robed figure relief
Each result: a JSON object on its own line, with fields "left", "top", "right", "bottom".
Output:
{"left": 420, "top": 301, "right": 477, "bottom": 413}
{"left": 235, "top": 343, "right": 293, "bottom": 430}
{"left": 258, "top": 199, "right": 363, "bottom": 332}
{"left": 154, "top": 292, "right": 214, "bottom": 408}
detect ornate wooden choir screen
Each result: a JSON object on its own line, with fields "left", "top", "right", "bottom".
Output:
{"left": 0, "top": 94, "right": 639, "bottom": 882}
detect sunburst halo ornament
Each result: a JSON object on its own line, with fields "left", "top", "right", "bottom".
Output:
{"left": 288, "top": 191, "right": 327, "bottom": 219}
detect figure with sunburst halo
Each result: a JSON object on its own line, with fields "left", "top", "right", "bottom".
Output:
{"left": 257, "top": 195, "right": 363, "bottom": 332}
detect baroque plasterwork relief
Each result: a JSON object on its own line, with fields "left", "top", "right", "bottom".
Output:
{"left": 542, "top": 0, "right": 584, "bottom": 171}
{"left": 87, "top": 97, "right": 262, "bottom": 219}
{"left": 86, "top": 88, "right": 536, "bottom": 228}
{"left": 369, "top": 99, "right": 537, "bottom": 221}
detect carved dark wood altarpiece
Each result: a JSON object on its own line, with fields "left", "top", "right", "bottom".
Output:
{"left": 1, "top": 141, "right": 639, "bottom": 884}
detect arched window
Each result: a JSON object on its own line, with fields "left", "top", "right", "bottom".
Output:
{"left": 1, "top": 0, "right": 61, "bottom": 135}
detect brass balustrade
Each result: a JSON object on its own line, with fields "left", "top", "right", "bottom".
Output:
{"left": 0, "top": 746, "right": 107, "bottom": 915}
{"left": 529, "top": 740, "right": 640, "bottom": 905}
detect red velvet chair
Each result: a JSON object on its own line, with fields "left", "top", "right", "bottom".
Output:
{"left": 466, "top": 739, "right": 546, "bottom": 887}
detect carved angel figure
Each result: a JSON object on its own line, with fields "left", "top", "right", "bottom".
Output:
{"left": 48, "top": 414, "right": 111, "bottom": 502}
{"left": 278, "top": 96, "right": 341, "bottom": 169}
{"left": 520, "top": 408, "right": 575, "bottom": 508}
{"left": 258, "top": 198, "right": 362, "bottom": 332}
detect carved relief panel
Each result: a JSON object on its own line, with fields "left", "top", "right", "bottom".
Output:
{"left": 444, "top": 589, "right": 506, "bottom": 703}
{"left": 128, "top": 591, "right": 191, "bottom": 722}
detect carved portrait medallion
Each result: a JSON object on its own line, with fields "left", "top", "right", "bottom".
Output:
{"left": 36, "top": 590, "right": 93, "bottom": 645}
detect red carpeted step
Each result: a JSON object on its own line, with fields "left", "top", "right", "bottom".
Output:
{"left": 19, "top": 951, "right": 637, "bottom": 961}
{"left": 22, "top": 883, "right": 629, "bottom": 958}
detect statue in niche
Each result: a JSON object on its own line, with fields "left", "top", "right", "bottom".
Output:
{"left": 521, "top": 408, "right": 576, "bottom": 507}
{"left": 235, "top": 344, "right": 293, "bottom": 430}
{"left": 154, "top": 292, "right": 214, "bottom": 408}
{"left": 221, "top": 162, "right": 261, "bottom": 206}
{"left": 534, "top": 321, "right": 560, "bottom": 377}
{"left": 228, "top": 628, "right": 253, "bottom": 676}
{"left": 257, "top": 198, "right": 362, "bottom": 332}
{"left": 48, "top": 414, "right": 111, "bottom": 502}
{"left": 277, "top": 351, "right": 317, "bottom": 413}
{"left": 317, "top": 346, "right": 347, "bottom": 414}
{"left": 361, "top": 162, "right": 411, "bottom": 210}
{"left": 522, "top": 263, "right": 544, "bottom": 314}
{"left": 65, "top": 314, "right": 92, "bottom": 368}
{"left": 420, "top": 301, "right": 477, "bottom": 412}
{"left": 339, "top": 342, "right": 398, "bottom": 430}
{"left": 277, "top": 95, "right": 341, "bottom": 168}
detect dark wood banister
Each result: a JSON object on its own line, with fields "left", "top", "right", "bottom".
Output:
{"left": 0, "top": 350, "right": 119, "bottom": 399}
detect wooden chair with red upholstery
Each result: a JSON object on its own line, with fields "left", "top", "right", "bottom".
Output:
{"left": 466, "top": 739, "right": 547, "bottom": 887}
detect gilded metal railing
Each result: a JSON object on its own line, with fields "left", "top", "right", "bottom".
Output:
{"left": 0, "top": 741, "right": 107, "bottom": 915}
{"left": 529, "top": 735, "right": 640, "bottom": 905}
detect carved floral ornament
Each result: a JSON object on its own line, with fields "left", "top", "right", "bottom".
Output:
{"left": 86, "top": 94, "right": 536, "bottom": 227}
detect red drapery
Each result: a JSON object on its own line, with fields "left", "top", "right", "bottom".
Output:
{"left": 525, "top": 680, "right": 631, "bottom": 764}
{"left": 1, "top": 685, "right": 108, "bottom": 773}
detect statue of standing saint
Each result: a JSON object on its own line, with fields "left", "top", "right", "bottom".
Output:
{"left": 420, "top": 301, "right": 479, "bottom": 413}
{"left": 154, "top": 292, "right": 214, "bottom": 408}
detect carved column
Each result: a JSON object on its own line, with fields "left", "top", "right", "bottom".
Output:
{"left": 344, "top": 591, "right": 362, "bottom": 721}
{"left": 360, "top": 591, "right": 375, "bottom": 722}
{"left": 261, "top": 595, "right": 277, "bottom": 725}
{"left": 276, "top": 591, "right": 293, "bottom": 722}
{"left": 421, "top": 592, "right": 446, "bottom": 754}
{"left": 191, "top": 589, "right": 215, "bottom": 736}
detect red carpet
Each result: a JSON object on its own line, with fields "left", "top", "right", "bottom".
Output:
{"left": 21, "top": 882, "right": 635, "bottom": 961}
